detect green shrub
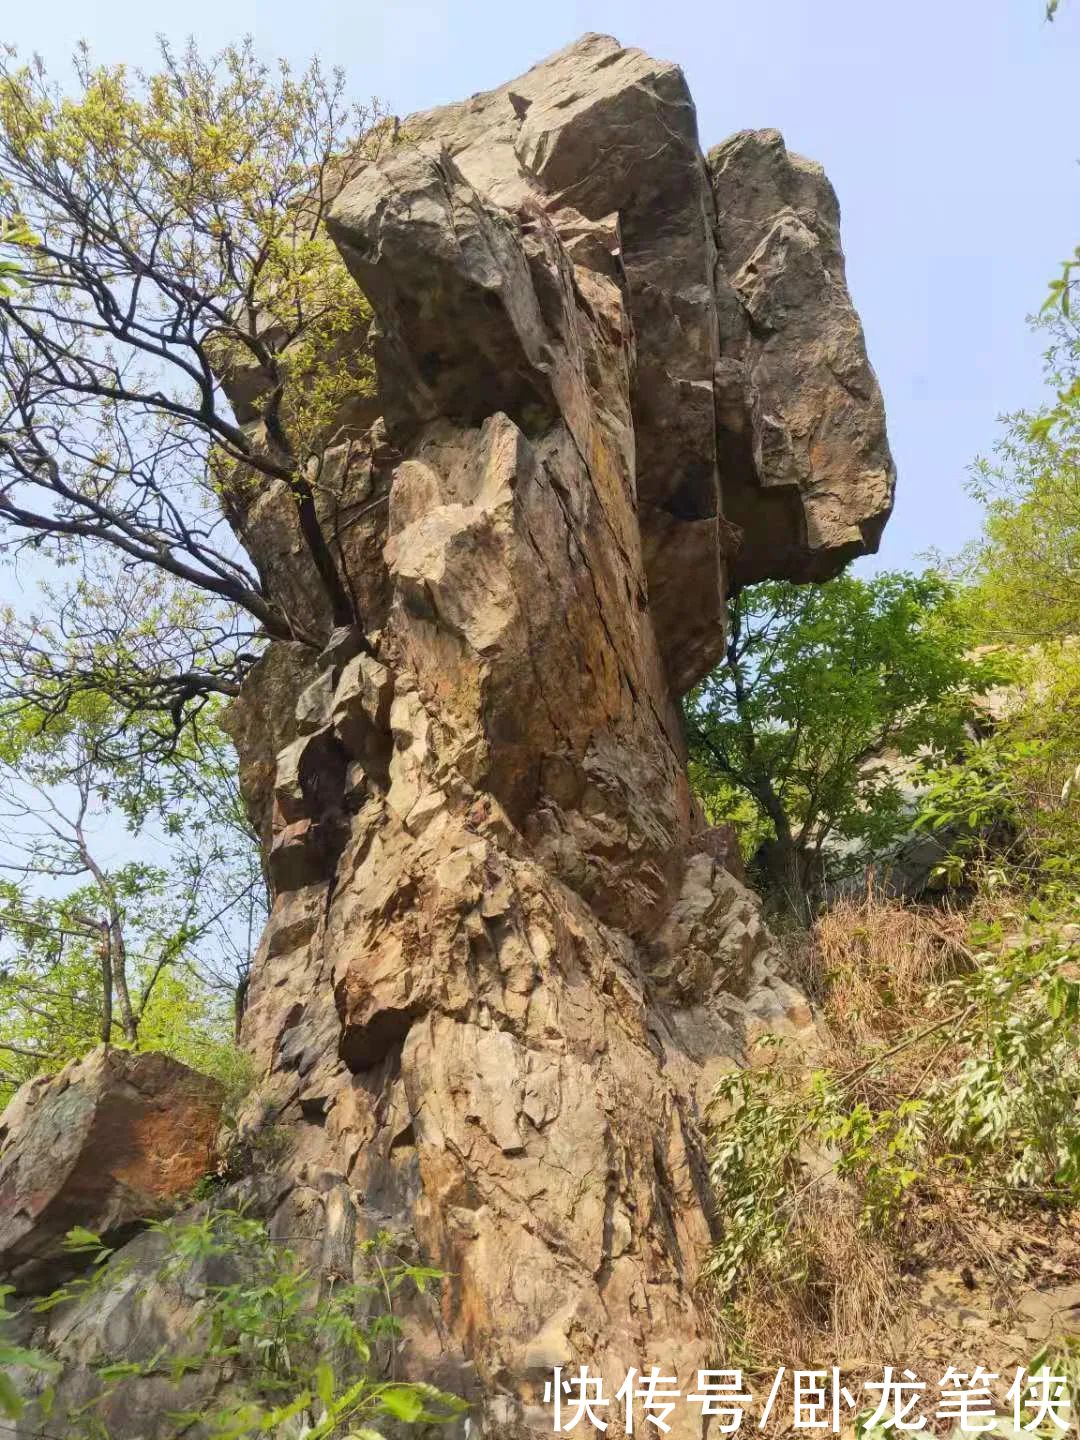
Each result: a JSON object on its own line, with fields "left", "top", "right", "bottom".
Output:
{"left": 705, "top": 920, "right": 1080, "bottom": 1356}
{"left": 4, "top": 1211, "right": 465, "bottom": 1439}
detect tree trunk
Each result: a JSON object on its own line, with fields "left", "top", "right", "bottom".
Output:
{"left": 108, "top": 916, "right": 138, "bottom": 1046}
{"left": 97, "top": 918, "right": 113, "bottom": 1048}
{"left": 761, "top": 830, "right": 815, "bottom": 926}
{"left": 77, "top": 834, "right": 139, "bottom": 1047}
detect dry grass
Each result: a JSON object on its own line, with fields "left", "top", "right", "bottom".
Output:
{"left": 797, "top": 887, "right": 970, "bottom": 1048}
{"left": 704, "top": 1185, "right": 898, "bottom": 1373}
{"left": 705, "top": 885, "right": 1055, "bottom": 1384}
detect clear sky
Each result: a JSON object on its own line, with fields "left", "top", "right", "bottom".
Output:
{"left": 5, "top": 0, "right": 1080, "bottom": 571}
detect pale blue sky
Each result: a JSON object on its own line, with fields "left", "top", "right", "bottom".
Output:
{"left": 5, "top": 0, "right": 1080, "bottom": 569}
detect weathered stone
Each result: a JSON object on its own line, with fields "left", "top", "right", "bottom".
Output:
{"left": 16, "top": 34, "right": 896, "bottom": 1439}
{"left": 317, "top": 623, "right": 369, "bottom": 673}
{"left": 0, "top": 1049, "right": 222, "bottom": 1289}
{"left": 294, "top": 667, "right": 335, "bottom": 735}
{"left": 332, "top": 32, "right": 893, "bottom": 694}
{"left": 709, "top": 128, "right": 895, "bottom": 585}
{"left": 331, "top": 651, "right": 393, "bottom": 777}
{"left": 689, "top": 822, "right": 747, "bottom": 883}
{"left": 272, "top": 727, "right": 348, "bottom": 827}
{"left": 328, "top": 146, "right": 562, "bottom": 444}
{"left": 220, "top": 642, "right": 319, "bottom": 848}
{"left": 267, "top": 815, "right": 341, "bottom": 892}
{"left": 383, "top": 33, "right": 732, "bottom": 694}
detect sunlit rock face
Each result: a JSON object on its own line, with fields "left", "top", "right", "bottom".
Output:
{"left": 0, "top": 1049, "right": 223, "bottom": 1290}
{"left": 708, "top": 126, "right": 894, "bottom": 590}
{"left": 6, "top": 35, "right": 891, "bottom": 1439}
{"left": 336, "top": 32, "right": 894, "bottom": 693}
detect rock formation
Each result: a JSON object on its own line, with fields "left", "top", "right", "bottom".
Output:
{"left": 0, "top": 1049, "right": 223, "bottom": 1289}
{"left": 1, "top": 33, "right": 894, "bottom": 1438}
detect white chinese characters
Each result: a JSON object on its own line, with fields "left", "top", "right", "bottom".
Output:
{"left": 543, "top": 1363, "right": 1072, "bottom": 1433}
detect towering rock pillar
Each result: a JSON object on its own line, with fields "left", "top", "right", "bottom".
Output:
{"left": 3, "top": 34, "right": 894, "bottom": 1440}
{"left": 219, "top": 35, "right": 893, "bottom": 1435}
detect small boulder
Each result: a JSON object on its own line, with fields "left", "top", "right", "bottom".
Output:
{"left": 0, "top": 1047, "right": 224, "bottom": 1288}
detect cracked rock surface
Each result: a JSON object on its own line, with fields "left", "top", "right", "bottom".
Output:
{"left": 0, "top": 1049, "right": 223, "bottom": 1290}
{"left": 2, "top": 33, "right": 892, "bottom": 1439}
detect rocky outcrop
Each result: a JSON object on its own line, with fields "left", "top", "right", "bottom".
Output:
{"left": 6, "top": 33, "right": 892, "bottom": 1438}
{"left": 325, "top": 33, "right": 894, "bottom": 693}
{"left": 0, "top": 1049, "right": 223, "bottom": 1289}
{"left": 709, "top": 127, "right": 895, "bottom": 588}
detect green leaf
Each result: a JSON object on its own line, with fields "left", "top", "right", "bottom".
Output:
{"left": 379, "top": 1386, "right": 425, "bottom": 1422}
{"left": 0, "top": 1369, "right": 24, "bottom": 1419}
{"left": 63, "top": 1225, "right": 105, "bottom": 1253}
{"left": 397, "top": 1264, "right": 443, "bottom": 1295}
{"left": 0, "top": 1343, "right": 58, "bottom": 1375}
{"left": 315, "top": 1360, "right": 335, "bottom": 1408}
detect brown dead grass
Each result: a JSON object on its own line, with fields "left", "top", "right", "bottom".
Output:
{"left": 707, "top": 885, "right": 1078, "bottom": 1404}
{"left": 794, "top": 887, "right": 970, "bottom": 1048}
{"left": 704, "top": 1184, "right": 898, "bottom": 1373}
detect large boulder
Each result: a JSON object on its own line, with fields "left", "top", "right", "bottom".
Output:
{"left": 709, "top": 128, "right": 894, "bottom": 586}
{"left": 0, "top": 1048, "right": 223, "bottom": 1288}
{"left": 223, "top": 33, "right": 887, "bottom": 1436}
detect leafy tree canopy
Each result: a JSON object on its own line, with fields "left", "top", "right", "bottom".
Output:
{"left": 0, "top": 687, "right": 261, "bottom": 1101}
{"left": 685, "top": 571, "right": 1002, "bottom": 917}
{"left": 957, "top": 307, "right": 1080, "bottom": 643}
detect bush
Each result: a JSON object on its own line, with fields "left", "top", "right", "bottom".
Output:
{"left": 917, "top": 643, "right": 1080, "bottom": 908}
{"left": 4, "top": 1211, "right": 466, "bottom": 1439}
